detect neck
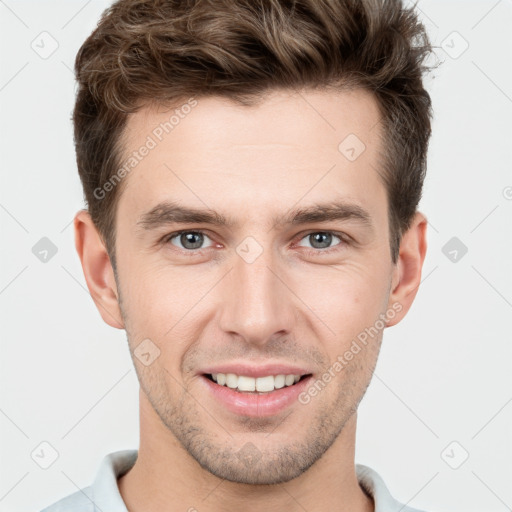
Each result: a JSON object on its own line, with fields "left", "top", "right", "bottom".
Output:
{"left": 118, "top": 388, "right": 374, "bottom": 512}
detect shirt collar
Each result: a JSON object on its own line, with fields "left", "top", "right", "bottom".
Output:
{"left": 90, "top": 449, "right": 137, "bottom": 512}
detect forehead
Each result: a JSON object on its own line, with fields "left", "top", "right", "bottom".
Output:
{"left": 117, "top": 88, "right": 386, "bottom": 230}
{"left": 123, "top": 88, "right": 382, "bottom": 157}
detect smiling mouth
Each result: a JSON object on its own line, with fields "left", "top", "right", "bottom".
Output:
{"left": 203, "top": 373, "right": 313, "bottom": 394}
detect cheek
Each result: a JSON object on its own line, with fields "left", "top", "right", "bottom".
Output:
{"left": 120, "top": 255, "right": 186, "bottom": 315}
{"left": 292, "top": 263, "right": 390, "bottom": 341}
{"left": 119, "top": 261, "right": 216, "bottom": 357}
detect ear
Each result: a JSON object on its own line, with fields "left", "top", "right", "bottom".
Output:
{"left": 73, "top": 209, "right": 125, "bottom": 329}
{"left": 386, "top": 211, "right": 428, "bottom": 327}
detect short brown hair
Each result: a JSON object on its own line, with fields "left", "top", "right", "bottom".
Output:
{"left": 73, "top": 0, "right": 436, "bottom": 270}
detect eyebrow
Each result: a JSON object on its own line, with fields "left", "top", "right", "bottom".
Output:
{"left": 136, "top": 199, "right": 374, "bottom": 233}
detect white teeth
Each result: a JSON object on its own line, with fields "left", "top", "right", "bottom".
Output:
{"left": 208, "top": 373, "right": 304, "bottom": 392}
{"left": 274, "top": 374, "right": 285, "bottom": 389}
{"left": 237, "top": 375, "right": 256, "bottom": 392}
{"left": 226, "top": 373, "right": 238, "bottom": 389}
{"left": 256, "top": 375, "right": 274, "bottom": 392}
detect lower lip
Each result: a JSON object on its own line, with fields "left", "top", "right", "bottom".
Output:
{"left": 199, "top": 374, "right": 313, "bottom": 417}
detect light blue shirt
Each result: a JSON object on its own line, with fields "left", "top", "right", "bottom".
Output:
{"left": 40, "top": 449, "right": 428, "bottom": 512}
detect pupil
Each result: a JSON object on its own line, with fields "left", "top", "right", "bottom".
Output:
{"left": 182, "top": 232, "right": 203, "bottom": 249}
{"left": 311, "top": 232, "right": 331, "bottom": 249}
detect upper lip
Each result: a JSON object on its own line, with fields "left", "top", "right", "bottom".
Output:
{"left": 199, "top": 362, "right": 313, "bottom": 379}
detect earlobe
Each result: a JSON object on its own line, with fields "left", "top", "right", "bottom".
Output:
{"left": 74, "top": 209, "right": 125, "bottom": 329}
{"left": 386, "top": 211, "right": 428, "bottom": 327}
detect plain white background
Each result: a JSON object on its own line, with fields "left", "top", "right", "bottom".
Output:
{"left": 0, "top": 1, "right": 511, "bottom": 511}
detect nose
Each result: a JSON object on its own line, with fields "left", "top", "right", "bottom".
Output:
{"left": 217, "top": 244, "right": 297, "bottom": 347}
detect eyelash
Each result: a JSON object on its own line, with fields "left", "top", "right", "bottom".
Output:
{"left": 161, "top": 229, "right": 350, "bottom": 256}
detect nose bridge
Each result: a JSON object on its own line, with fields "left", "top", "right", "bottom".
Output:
{"left": 218, "top": 240, "right": 295, "bottom": 345}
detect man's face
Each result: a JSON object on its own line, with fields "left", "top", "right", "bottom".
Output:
{"left": 113, "top": 88, "right": 398, "bottom": 484}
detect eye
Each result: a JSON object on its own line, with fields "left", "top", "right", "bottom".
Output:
{"left": 162, "top": 229, "right": 348, "bottom": 255}
{"left": 296, "top": 231, "right": 346, "bottom": 253}
{"left": 164, "top": 230, "right": 214, "bottom": 251}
